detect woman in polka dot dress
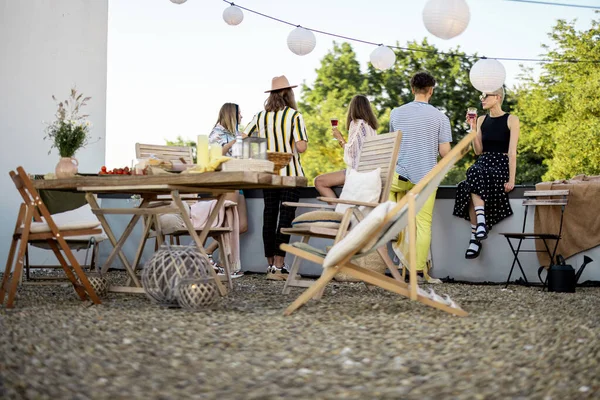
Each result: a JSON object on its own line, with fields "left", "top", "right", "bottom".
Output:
{"left": 453, "top": 87, "right": 520, "bottom": 259}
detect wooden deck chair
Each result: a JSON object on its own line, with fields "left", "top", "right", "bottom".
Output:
{"left": 1, "top": 167, "right": 103, "bottom": 308}
{"left": 280, "top": 131, "right": 402, "bottom": 293}
{"left": 280, "top": 131, "right": 477, "bottom": 316}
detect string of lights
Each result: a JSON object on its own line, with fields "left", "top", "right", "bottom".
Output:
{"left": 220, "top": 0, "right": 600, "bottom": 64}
{"left": 504, "top": 0, "right": 600, "bottom": 10}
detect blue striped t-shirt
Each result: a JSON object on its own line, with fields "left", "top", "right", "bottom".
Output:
{"left": 389, "top": 101, "right": 452, "bottom": 184}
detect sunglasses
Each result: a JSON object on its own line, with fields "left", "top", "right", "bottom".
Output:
{"left": 479, "top": 93, "right": 498, "bottom": 101}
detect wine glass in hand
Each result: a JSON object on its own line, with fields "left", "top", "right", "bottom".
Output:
{"left": 466, "top": 107, "right": 478, "bottom": 131}
{"left": 330, "top": 118, "right": 340, "bottom": 141}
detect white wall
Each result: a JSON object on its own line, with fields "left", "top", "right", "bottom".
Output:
{"left": 0, "top": 0, "right": 108, "bottom": 265}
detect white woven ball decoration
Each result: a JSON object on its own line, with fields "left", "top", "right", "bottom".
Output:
{"left": 142, "top": 245, "right": 213, "bottom": 306}
{"left": 287, "top": 27, "right": 316, "bottom": 56}
{"left": 176, "top": 278, "right": 219, "bottom": 310}
{"left": 170, "top": 0, "right": 187, "bottom": 4}
{"left": 422, "top": 0, "right": 470, "bottom": 40}
{"left": 86, "top": 273, "right": 108, "bottom": 298}
{"left": 370, "top": 46, "right": 396, "bottom": 71}
{"left": 469, "top": 58, "right": 506, "bottom": 93}
{"left": 223, "top": 5, "right": 244, "bottom": 26}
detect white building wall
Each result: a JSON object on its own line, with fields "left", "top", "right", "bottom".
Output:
{"left": 0, "top": 0, "right": 108, "bottom": 266}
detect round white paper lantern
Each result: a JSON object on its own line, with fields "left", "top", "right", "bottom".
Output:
{"left": 422, "top": 0, "right": 470, "bottom": 40}
{"left": 223, "top": 5, "right": 244, "bottom": 26}
{"left": 170, "top": 0, "right": 187, "bottom": 4}
{"left": 469, "top": 58, "right": 506, "bottom": 93}
{"left": 370, "top": 46, "right": 396, "bottom": 71}
{"left": 287, "top": 27, "right": 316, "bottom": 56}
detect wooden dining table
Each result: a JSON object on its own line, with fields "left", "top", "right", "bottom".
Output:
{"left": 33, "top": 171, "right": 307, "bottom": 296}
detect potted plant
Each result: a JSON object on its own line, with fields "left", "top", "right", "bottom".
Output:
{"left": 44, "top": 88, "right": 94, "bottom": 178}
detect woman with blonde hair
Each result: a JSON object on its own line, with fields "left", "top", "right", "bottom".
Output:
{"left": 314, "top": 95, "right": 378, "bottom": 198}
{"left": 207, "top": 103, "right": 248, "bottom": 278}
{"left": 209, "top": 103, "right": 244, "bottom": 157}
{"left": 453, "top": 86, "right": 520, "bottom": 259}
{"left": 244, "top": 76, "right": 308, "bottom": 280}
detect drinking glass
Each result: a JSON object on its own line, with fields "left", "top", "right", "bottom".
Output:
{"left": 467, "top": 107, "right": 477, "bottom": 131}
{"left": 330, "top": 118, "right": 339, "bottom": 141}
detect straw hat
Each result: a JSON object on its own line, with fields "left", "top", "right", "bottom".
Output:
{"left": 265, "top": 75, "right": 298, "bottom": 93}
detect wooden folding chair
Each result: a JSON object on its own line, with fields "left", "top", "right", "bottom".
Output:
{"left": 130, "top": 200, "right": 236, "bottom": 290}
{"left": 500, "top": 189, "right": 570, "bottom": 287}
{"left": 281, "top": 131, "right": 477, "bottom": 316}
{"left": 1, "top": 167, "right": 102, "bottom": 308}
{"left": 23, "top": 188, "right": 106, "bottom": 282}
{"left": 136, "top": 142, "right": 194, "bottom": 165}
{"left": 280, "top": 131, "right": 403, "bottom": 293}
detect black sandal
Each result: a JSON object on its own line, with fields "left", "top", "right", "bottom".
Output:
{"left": 465, "top": 240, "right": 482, "bottom": 259}
{"left": 475, "top": 222, "right": 488, "bottom": 240}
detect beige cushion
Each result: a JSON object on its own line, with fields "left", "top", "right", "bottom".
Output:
{"left": 25, "top": 204, "right": 101, "bottom": 233}
{"left": 291, "top": 210, "right": 343, "bottom": 229}
{"left": 323, "top": 201, "right": 394, "bottom": 269}
{"left": 335, "top": 168, "right": 382, "bottom": 215}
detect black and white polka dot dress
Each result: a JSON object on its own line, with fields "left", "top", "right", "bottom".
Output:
{"left": 453, "top": 114, "right": 514, "bottom": 230}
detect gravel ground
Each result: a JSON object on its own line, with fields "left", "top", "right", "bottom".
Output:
{"left": 1, "top": 272, "right": 599, "bottom": 400}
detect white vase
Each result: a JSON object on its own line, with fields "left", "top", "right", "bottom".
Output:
{"left": 55, "top": 157, "right": 79, "bottom": 178}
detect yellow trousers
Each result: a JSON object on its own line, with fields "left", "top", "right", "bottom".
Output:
{"left": 389, "top": 174, "right": 437, "bottom": 271}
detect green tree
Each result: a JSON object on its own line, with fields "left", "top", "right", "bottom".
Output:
{"left": 298, "top": 42, "right": 369, "bottom": 184}
{"left": 514, "top": 18, "right": 600, "bottom": 181}
{"left": 366, "top": 39, "right": 484, "bottom": 184}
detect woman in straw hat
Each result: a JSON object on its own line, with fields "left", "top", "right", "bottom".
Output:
{"left": 244, "top": 76, "right": 308, "bottom": 280}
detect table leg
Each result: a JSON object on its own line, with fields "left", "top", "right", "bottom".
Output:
{"left": 171, "top": 190, "right": 228, "bottom": 296}
{"left": 85, "top": 193, "right": 142, "bottom": 287}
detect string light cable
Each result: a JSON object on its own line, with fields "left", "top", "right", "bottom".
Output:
{"left": 504, "top": 0, "right": 600, "bottom": 10}
{"left": 221, "top": 0, "right": 600, "bottom": 64}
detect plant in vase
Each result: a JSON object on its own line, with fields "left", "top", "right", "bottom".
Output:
{"left": 44, "top": 88, "right": 95, "bottom": 178}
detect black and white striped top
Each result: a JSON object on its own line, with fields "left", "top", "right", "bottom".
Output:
{"left": 389, "top": 101, "right": 452, "bottom": 183}
{"left": 244, "top": 107, "right": 309, "bottom": 177}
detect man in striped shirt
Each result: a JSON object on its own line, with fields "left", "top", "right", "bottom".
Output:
{"left": 389, "top": 71, "right": 452, "bottom": 282}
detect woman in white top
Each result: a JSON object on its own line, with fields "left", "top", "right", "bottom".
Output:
{"left": 314, "top": 95, "right": 379, "bottom": 198}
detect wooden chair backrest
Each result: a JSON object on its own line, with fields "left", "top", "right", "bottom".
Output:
{"left": 522, "top": 190, "right": 569, "bottom": 206}
{"left": 355, "top": 131, "right": 402, "bottom": 202}
{"left": 355, "top": 131, "right": 477, "bottom": 255}
{"left": 520, "top": 189, "right": 570, "bottom": 234}
{"left": 135, "top": 143, "right": 194, "bottom": 164}
{"left": 10, "top": 167, "right": 58, "bottom": 226}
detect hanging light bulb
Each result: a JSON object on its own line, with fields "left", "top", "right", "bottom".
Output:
{"left": 223, "top": 5, "right": 244, "bottom": 26}
{"left": 469, "top": 58, "right": 506, "bottom": 93}
{"left": 422, "top": 0, "right": 470, "bottom": 40}
{"left": 287, "top": 27, "right": 316, "bottom": 56}
{"left": 170, "top": 0, "right": 187, "bottom": 4}
{"left": 370, "top": 46, "right": 396, "bottom": 71}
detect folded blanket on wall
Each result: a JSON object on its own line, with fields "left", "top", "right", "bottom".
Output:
{"left": 535, "top": 175, "right": 600, "bottom": 266}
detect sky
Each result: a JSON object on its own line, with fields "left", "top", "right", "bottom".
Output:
{"left": 105, "top": 0, "right": 599, "bottom": 167}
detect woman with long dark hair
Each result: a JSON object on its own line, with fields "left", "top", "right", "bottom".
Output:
{"left": 244, "top": 76, "right": 308, "bottom": 280}
{"left": 314, "top": 95, "right": 379, "bottom": 198}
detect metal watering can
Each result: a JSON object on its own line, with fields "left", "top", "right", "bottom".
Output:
{"left": 538, "top": 255, "right": 593, "bottom": 293}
